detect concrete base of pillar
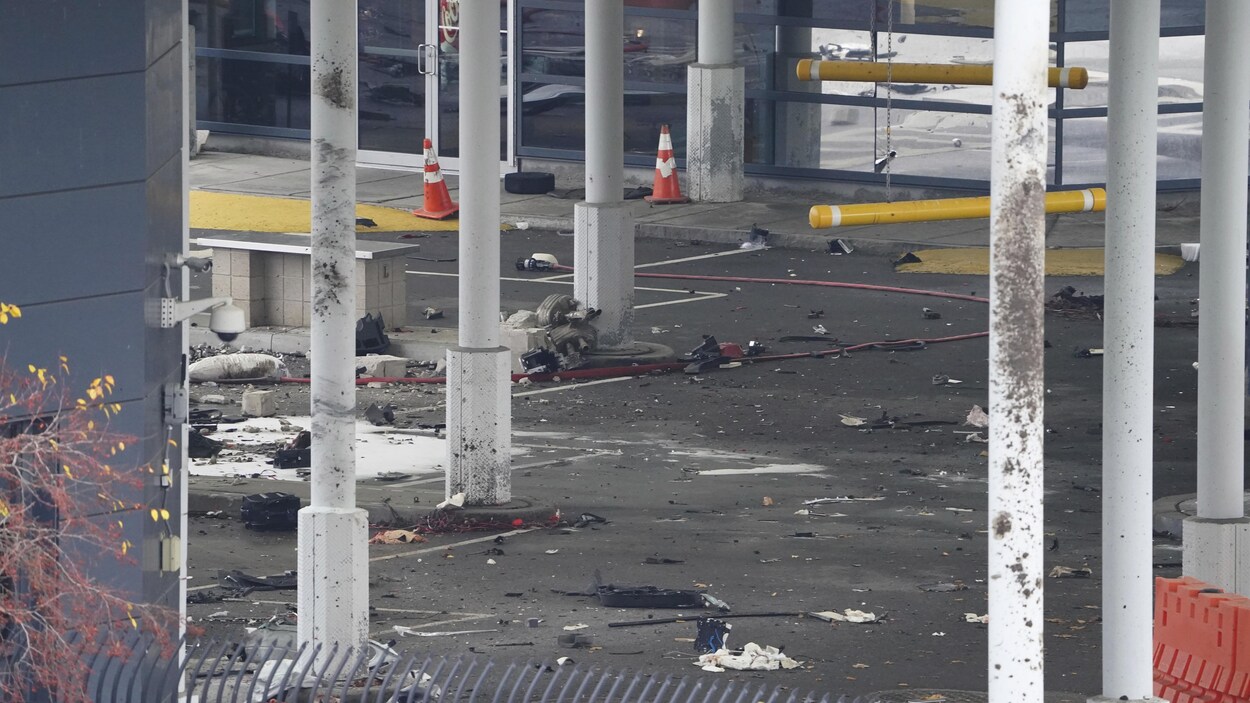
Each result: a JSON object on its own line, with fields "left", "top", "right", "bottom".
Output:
{"left": 1183, "top": 516, "right": 1250, "bottom": 596}
{"left": 686, "top": 64, "right": 744, "bottom": 203}
{"left": 574, "top": 201, "right": 635, "bottom": 348}
{"left": 296, "top": 506, "right": 369, "bottom": 664}
{"left": 446, "top": 346, "right": 512, "bottom": 505}
{"left": 1087, "top": 697, "right": 1168, "bottom": 703}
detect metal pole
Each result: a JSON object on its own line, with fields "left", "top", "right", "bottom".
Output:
{"left": 585, "top": 1, "right": 623, "bottom": 205}
{"left": 445, "top": 0, "right": 511, "bottom": 506}
{"left": 1099, "top": 1, "right": 1161, "bottom": 699}
{"left": 987, "top": 0, "right": 1047, "bottom": 700}
{"left": 809, "top": 188, "right": 1104, "bottom": 228}
{"left": 299, "top": 0, "right": 368, "bottom": 659}
{"left": 698, "top": 0, "right": 734, "bottom": 65}
{"left": 1197, "top": 0, "right": 1250, "bottom": 521}
{"left": 796, "top": 61, "right": 1089, "bottom": 89}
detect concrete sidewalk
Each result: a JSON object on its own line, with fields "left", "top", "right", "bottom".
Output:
{"left": 190, "top": 151, "right": 1201, "bottom": 254}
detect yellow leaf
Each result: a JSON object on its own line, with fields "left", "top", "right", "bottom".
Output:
{"left": 104, "top": 374, "right": 115, "bottom": 386}
{"left": 161, "top": 463, "right": 170, "bottom": 475}
{"left": 0, "top": 498, "right": 9, "bottom": 519}
{"left": 118, "top": 441, "right": 126, "bottom": 451}
{"left": 168, "top": 439, "right": 178, "bottom": 447}
{"left": 159, "top": 509, "right": 170, "bottom": 520}
{"left": 62, "top": 465, "right": 73, "bottom": 479}
{"left": 27, "top": 364, "right": 35, "bottom": 373}
{"left": 149, "top": 509, "right": 159, "bottom": 522}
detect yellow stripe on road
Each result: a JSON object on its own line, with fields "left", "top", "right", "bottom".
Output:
{"left": 895, "top": 248, "right": 1187, "bottom": 276}
{"left": 190, "top": 191, "right": 460, "bottom": 233}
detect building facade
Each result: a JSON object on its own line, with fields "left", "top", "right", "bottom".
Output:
{"left": 192, "top": 0, "right": 1207, "bottom": 190}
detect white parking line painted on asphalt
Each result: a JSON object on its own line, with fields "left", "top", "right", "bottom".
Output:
{"left": 369, "top": 528, "right": 536, "bottom": 563}
{"left": 510, "top": 375, "right": 630, "bottom": 397}
{"left": 407, "top": 269, "right": 725, "bottom": 306}
{"left": 633, "top": 248, "right": 755, "bottom": 269}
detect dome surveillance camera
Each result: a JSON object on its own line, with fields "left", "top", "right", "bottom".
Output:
{"left": 209, "top": 303, "right": 246, "bottom": 343}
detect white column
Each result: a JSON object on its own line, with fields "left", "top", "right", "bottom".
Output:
{"left": 1095, "top": 2, "right": 1167, "bottom": 702}
{"left": 1196, "top": 0, "right": 1250, "bottom": 521}
{"left": 698, "top": 0, "right": 734, "bottom": 65}
{"left": 299, "top": 0, "right": 369, "bottom": 661}
{"left": 1184, "top": 0, "right": 1250, "bottom": 596}
{"left": 687, "top": 0, "right": 744, "bottom": 202}
{"left": 575, "top": 0, "right": 635, "bottom": 347}
{"left": 446, "top": 0, "right": 512, "bottom": 505}
{"left": 987, "top": 1, "right": 1047, "bottom": 701}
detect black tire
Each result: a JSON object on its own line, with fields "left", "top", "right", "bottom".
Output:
{"left": 504, "top": 171, "right": 556, "bottom": 195}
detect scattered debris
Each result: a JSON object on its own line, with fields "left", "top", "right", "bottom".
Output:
{"left": 572, "top": 512, "right": 608, "bottom": 528}
{"left": 188, "top": 430, "right": 224, "bottom": 459}
{"left": 557, "top": 633, "right": 593, "bottom": 648}
{"left": 964, "top": 613, "right": 989, "bottom": 624}
{"left": 701, "top": 593, "right": 732, "bottom": 612}
{"left": 740, "top": 224, "right": 770, "bottom": 250}
{"left": 364, "top": 402, "right": 397, "bottom": 426}
{"left": 807, "top": 310, "right": 824, "bottom": 319}
{"left": 695, "top": 618, "right": 731, "bottom": 654}
{"left": 803, "top": 496, "right": 885, "bottom": 505}
{"left": 919, "top": 582, "right": 968, "bottom": 593}
{"left": 516, "top": 257, "right": 555, "bottom": 272}
{"left": 188, "top": 353, "right": 288, "bottom": 383}
{"left": 931, "top": 374, "right": 962, "bottom": 385}
{"left": 273, "top": 430, "right": 311, "bottom": 469}
{"left": 561, "top": 624, "right": 589, "bottom": 632}
{"left": 761, "top": 496, "right": 775, "bottom": 506}
{"left": 698, "top": 642, "right": 801, "bottom": 672}
{"left": 643, "top": 557, "right": 684, "bottom": 565}
{"left": 1049, "top": 565, "right": 1093, "bottom": 579}
{"left": 1074, "top": 347, "right": 1105, "bottom": 358}
{"left": 809, "top": 609, "right": 878, "bottom": 624}
{"left": 369, "top": 529, "right": 427, "bottom": 545}
{"left": 437, "top": 493, "right": 465, "bottom": 510}
{"left": 423, "top": 307, "right": 444, "bottom": 320}
{"left": 544, "top": 549, "right": 560, "bottom": 555}
{"left": 1047, "top": 285, "right": 1105, "bottom": 316}
{"left": 240, "top": 492, "right": 300, "bottom": 531}
{"left": 394, "top": 626, "right": 499, "bottom": 637}
{"left": 922, "top": 307, "right": 941, "bottom": 320}
{"left": 356, "top": 313, "right": 390, "bottom": 355}
{"left": 965, "top": 405, "right": 989, "bottom": 428}
{"left": 828, "top": 239, "right": 853, "bottom": 255}
{"left": 356, "top": 217, "right": 378, "bottom": 228}
{"left": 218, "top": 569, "right": 297, "bottom": 596}
{"left": 964, "top": 432, "right": 988, "bottom": 444}
{"left": 894, "top": 251, "right": 923, "bottom": 267}
{"left": 812, "top": 324, "right": 829, "bottom": 335}
{"left": 839, "top": 414, "right": 867, "bottom": 427}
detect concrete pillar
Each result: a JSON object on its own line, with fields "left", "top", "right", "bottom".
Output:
{"left": 576, "top": 0, "right": 635, "bottom": 347}
{"left": 686, "top": 0, "right": 743, "bottom": 202}
{"left": 299, "top": 0, "right": 369, "bottom": 661}
{"left": 987, "top": 1, "right": 1048, "bottom": 700}
{"left": 445, "top": 0, "right": 511, "bottom": 505}
{"left": 1093, "top": 2, "right": 1168, "bottom": 702}
{"left": 1184, "top": 0, "right": 1250, "bottom": 595}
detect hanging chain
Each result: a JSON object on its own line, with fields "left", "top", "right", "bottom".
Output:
{"left": 884, "top": 0, "right": 895, "bottom": 201}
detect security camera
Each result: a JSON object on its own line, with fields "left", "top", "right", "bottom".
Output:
{"left": 160, "top": 296, "right": 247, "bottom": 343}
{"left": 208, "top": 302, "right": 246, "bottom": 343}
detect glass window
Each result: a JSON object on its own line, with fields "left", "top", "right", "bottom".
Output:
{"left": 189, "top": 0, "right": 312, "bottom": 55}
{"left": 1064, "top": 0, "right": 1204, "bottom": 33}
{"left": 196, "top": 56, "right": 310, "bottom": 130}
{"left": 1062, "top": 40, "right": 1108, "bottom": 108}
{"left": 1063, "top": 115, "right": 1202, "bottom": 184}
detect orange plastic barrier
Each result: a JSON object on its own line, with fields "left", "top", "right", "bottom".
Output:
{"left": 1154, "top": 576, "right": 1250, "bottom": 702}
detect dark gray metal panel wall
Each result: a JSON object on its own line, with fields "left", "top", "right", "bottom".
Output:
{"left": 0, "top": 0, "right": 186, "bottom": 638}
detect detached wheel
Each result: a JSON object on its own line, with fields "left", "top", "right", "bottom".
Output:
{"left": 504, "top": 171, "right": 556, "bottom": 195}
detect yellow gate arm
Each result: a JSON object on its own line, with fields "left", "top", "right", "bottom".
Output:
{"left": 809, "top": 189, "right": 1106, "bottom": 229}
{"left": 796, "top": 60, "right": 1089, "bottom": 89}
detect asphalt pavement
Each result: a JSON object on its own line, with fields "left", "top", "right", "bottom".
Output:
{"left": 183, "top": 194, "right": 1209, "bottom": 701}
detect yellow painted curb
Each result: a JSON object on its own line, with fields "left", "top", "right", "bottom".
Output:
{"left": 190, "top": 191, "right": 460, "bottom": 233}
{"left": 895, "top": 248, "right": 1186, "bottom": 276}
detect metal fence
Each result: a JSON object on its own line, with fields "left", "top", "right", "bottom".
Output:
{"left": 61, "top": 633, "right": 860, "bottom": 703}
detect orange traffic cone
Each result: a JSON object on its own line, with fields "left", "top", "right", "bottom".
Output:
{"left": 644, "top": 124, "right": 689, "bottom": 205}
{"left": 412, "top": 138, "right": 459, "bottom": 220}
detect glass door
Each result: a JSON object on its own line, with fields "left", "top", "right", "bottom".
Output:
{"left": 358, "top": 0, "right": 514, "bottom": 173}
